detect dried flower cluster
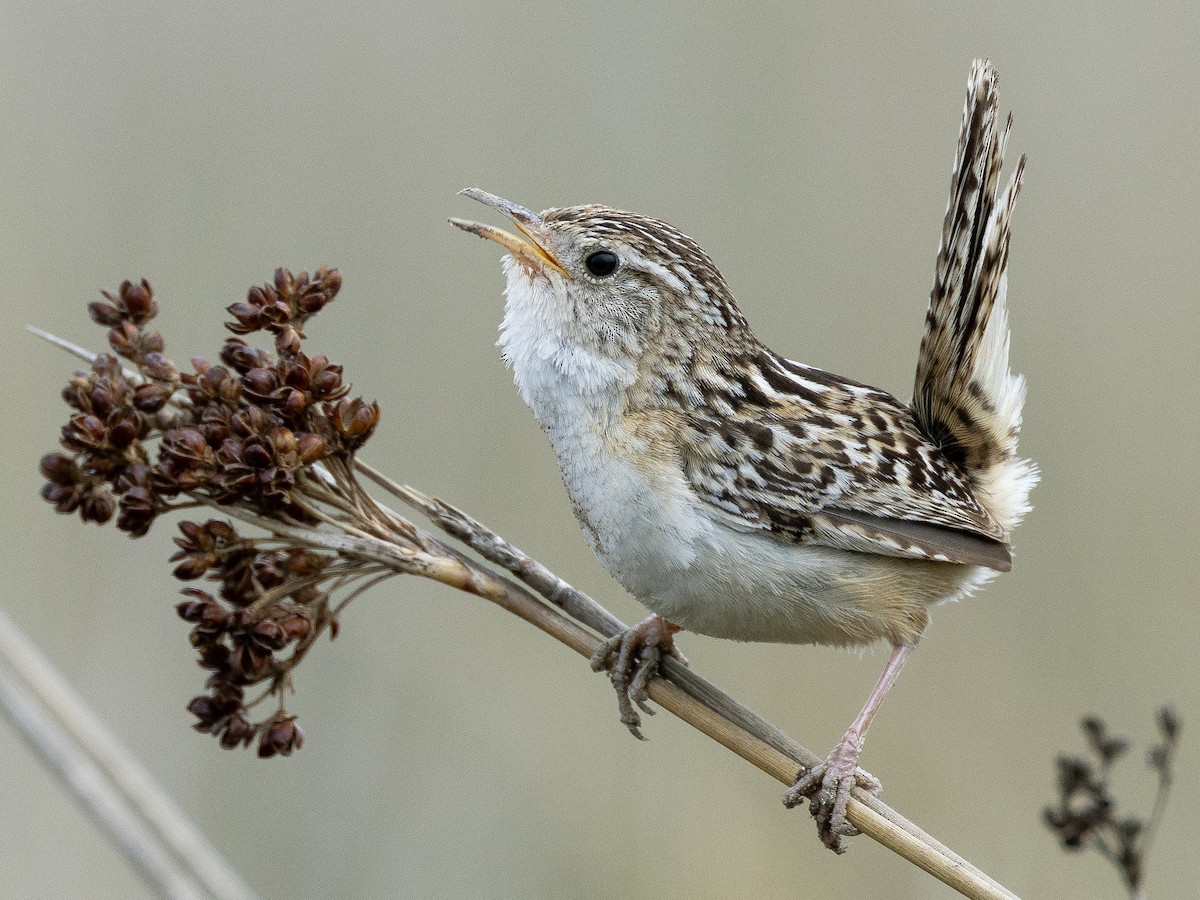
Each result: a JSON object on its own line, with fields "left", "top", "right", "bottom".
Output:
{"left": 39, "top": 269, "right": 387, "bottom": 756}
{"left": 1044, "top": 707, "right": 1181, "bottom": 895}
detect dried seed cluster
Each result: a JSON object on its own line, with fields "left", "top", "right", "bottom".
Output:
{"left": 1044, "top": 708, "right": 1181, "bottom": 893}
{"left": 40, "top": 268, "right": 382, "bottom": 756}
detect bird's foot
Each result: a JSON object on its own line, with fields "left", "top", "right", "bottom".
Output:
{"left": 590, "top": 614, "right": 686, "bottom": 740}
{"left": 783, "top": 735, "right": 882, "bottom": 853}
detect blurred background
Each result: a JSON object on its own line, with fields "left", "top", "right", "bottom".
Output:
{"left": 3, "top": 3, "right": 1197, "bottom": 898}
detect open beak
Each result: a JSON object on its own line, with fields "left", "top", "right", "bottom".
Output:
{"left": 450, "top": 188, "right": 568, "bottom": 277}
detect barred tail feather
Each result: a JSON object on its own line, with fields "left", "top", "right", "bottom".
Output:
{"left": 913, "top": 59, "right": 1038, "bottom": 533}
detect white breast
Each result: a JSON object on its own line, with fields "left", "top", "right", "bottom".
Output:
{"left": 497, "top": 264, "right": 708, "bottom": 592}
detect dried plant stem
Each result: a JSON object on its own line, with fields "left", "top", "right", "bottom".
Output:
{"left": 351, "top": 461, "right": 1018, "bottom": 900}
{"left": 30, "top": 324, "right": 1017, "bottom": 899}
{"left": 0, "top": 607, "right": 260, "bottom": 900}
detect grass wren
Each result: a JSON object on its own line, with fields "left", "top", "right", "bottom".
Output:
{"left": 451, "top": 59, "right": 1036, "bottom": 849}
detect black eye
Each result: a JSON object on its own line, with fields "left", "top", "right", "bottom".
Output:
{"left": 585, "top": 250, "right": 619, "bottom": 278}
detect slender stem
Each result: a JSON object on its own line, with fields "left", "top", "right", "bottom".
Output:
{"left": 27, "top": 326, "right": 112, "bottom": 365}
{"left": 1139, "top": 758, "right": 1174, "bottom": 871}
{"left": 312, "top": 462, "right": 418, "bottom": 543}
{"left": 289, "top": 494, "right": 381, "bottom": 544}
{"left": 352, "top": 461, "right": 626, "bottom": 637}
{"left": 296, "top": 478, "right": 362, "bottom": 520}
{"left": 1092, "top": 833, "right": 1117, "bottom": 866}
{"left": 330, "top": 570, "right": 396, "bottom": 617}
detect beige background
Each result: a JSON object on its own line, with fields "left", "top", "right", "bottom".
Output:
{"left": 3, "top": 3, "right": 1197, "bottom": 898}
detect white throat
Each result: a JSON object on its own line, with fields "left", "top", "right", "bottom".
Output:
{"left": 494, "top": 259, "right": 699, "bottom": 590}
{"left": 496, "top": 259, "right": 636, "bottom": 430}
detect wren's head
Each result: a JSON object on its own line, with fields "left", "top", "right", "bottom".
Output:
{"left": 451, "top": 189, "right": 753, "bottom": 406}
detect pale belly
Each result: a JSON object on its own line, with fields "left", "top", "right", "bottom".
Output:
{"left": 546, "top": 420, "right": 990, "bottom": 649}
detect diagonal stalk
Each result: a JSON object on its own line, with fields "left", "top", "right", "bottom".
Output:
{"left": 26, "top": 324, "right": 1019, "bottom": 899}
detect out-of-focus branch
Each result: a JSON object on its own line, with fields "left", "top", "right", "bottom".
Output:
{"left": 1045, "top": 711, "right": 1181, "bottom": 899}
{"left": 0, "top": 607, "right": 260, "bottom": 900}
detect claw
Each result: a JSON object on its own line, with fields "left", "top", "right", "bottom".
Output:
{"left": 590, "top": 614, "right": 685, "bottom": 739}
{"left": 783, "top": 739, "right": 881, "bottom": 852}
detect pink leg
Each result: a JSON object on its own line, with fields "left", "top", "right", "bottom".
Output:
{"left": 784, "top": 643, "right": 915, "bottom": 851}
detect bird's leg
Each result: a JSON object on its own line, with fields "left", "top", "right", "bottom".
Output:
{"left": 590, "top": 614, "right": 687, "bottom": 740}
{"left": 784, "top": 642, "right": 915, "bottom": 852}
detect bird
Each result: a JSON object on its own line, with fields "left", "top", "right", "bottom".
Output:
{"left": 450, "top": 59, "right": 1036, "bottom": 850}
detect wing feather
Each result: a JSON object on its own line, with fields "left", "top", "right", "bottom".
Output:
{"left": 679, "top": 356, "right": 1011, "bottom": 571}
